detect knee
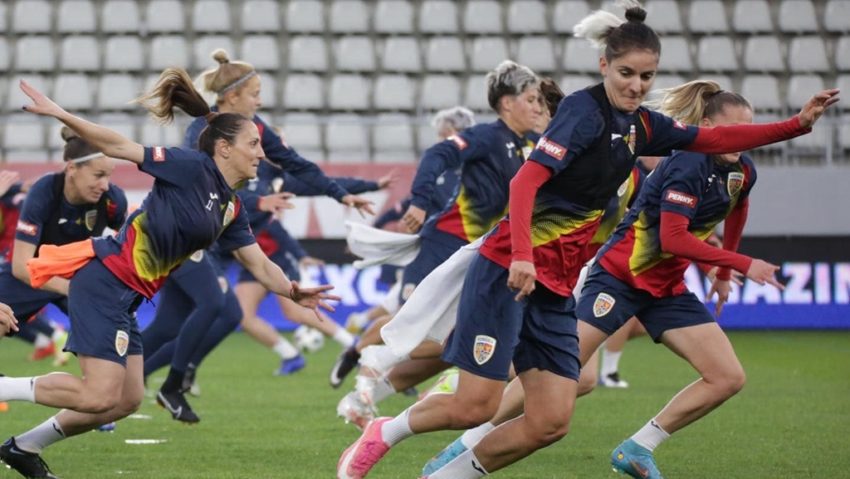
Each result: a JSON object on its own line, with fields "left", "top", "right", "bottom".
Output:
{"left": 77, "top": 392, "right": 121, "bottom": 414}
{"left": 449, "top": 399, "right": 499, "bottom": 429}
{"left": 708, "top": 368, "right": 746, "bottom": 399}
{"left": 115, "top": 394, "right": 143, "bottom": 418}
{"left": 577, "top": 374, "right": 597, "bottom": 397}
{"left": 526, "top": 413, "right": 571, "bottom": 448}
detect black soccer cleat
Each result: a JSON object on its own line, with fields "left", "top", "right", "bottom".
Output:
{"left": 156, "top": 390, "right": 200, "bottom": 424}
{"left": 0, "top": 437, "right": 60, "bottom": 479}
{"left": 329, "top": 346, "right": 361, "bottom": 388}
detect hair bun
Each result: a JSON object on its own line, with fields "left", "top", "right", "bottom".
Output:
{"left": 60, "top": 126, "right": 80, "bottom": 143}
{"left": 211, "top": 49, "right": 230, "bottom": 64}
{"left": 624, "top": 6, "right": 647, "bottom": 23}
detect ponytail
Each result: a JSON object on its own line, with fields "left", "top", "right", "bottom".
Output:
{"left": 647, "top": 80, "right": 751, "bottom": 125}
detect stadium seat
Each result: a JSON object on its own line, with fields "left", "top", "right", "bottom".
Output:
{"left": 59, "top": 36, "right": 101, "bottom": 72}
{"left": 47, "top": 121, "right": 66, "bottom": 151}
{"left": 740, "top": 75, "right": 782, "bottom": 111}
{"left": 283, "top": 74, "right": 325, "bottom": 110}
{"left": 381, "top": 37, "right": 422, "bottom": 73}
{"left": 329, "top": 0, "right": 370, "bottom": 33}
{"left": 279, "top": 113, "right": 323, "bottom": 154}
{"left": 3, "top": 114, "right": 45, "bottom": 150}
{"left": 286, "top": 0, "right": 325, "bottom": 33}
{"left": 145, "top": 0, "right": 185, "bottom": 33}
{"left": 515, "top": 37, "right": 557, "bottom": 73}
{"left": 649, "top": 74, "right": 686, "bottom": 93}
{"left": 419, "top": 0, "right": 458, "bottom": 34}
{"left": 53, "top": 74, "right": 94, "bottom": 110}
{"left": 787, "top": 74, "right": 825, "bottom": 109}
{"left": 421, "top": 75, "right": 462, "bottom": 110}
{"left": 194, "top": 36, "right": 236, "bottom": 70}
{"left": 645, "top": 0, "right": 684, "bottom": 33}
{"left": 699, "top": 74, "right": 734, "bottom": 91}
{"left": 788, "top": 36, "right": 830, "bottom": 73}
{"left": 373, "top": 75, "right": 416, "bottom": 111}
{"left": 374, "top": 0, "right": 413, "bottom": 33}
{"left": 732, "top": 0, "right": 773, "bottom": 33}
{"left": 470, "top": 37, "right": 510, "bottom": 73}
{"left": 97, "top": 74, "right": 142, "bottom": 110}
{"left": 241, "top": 36, "right": 280, "bottom": 71}
{"left": 840, "top": 123, "right": 850, "bottom": 151}
{"left": 0, "top": 39, "right": 8, "bottom": 73}
{"left": 12, "top": 0, "right": 51, "bottom": 33}
{"left": 328, "top": 75, "right": 372, "bottom": 111}
{"left": 192, "top": 0, "right": 231, "bottom": 33}
{"left": 560, "top": 74, "right": 597, "bottom": 95}
{"left": 334, "top": 37, "right": 376, "bottom": 72}
{"left": 288, "top": 36, "right": 329, "bottom": 72}
{"left": 104, "top": 36, "right": 144, "bottom": 72}
{"left": 658, "top": 36, "right": 692, "bottom": 73}
{"left": 742, "top": 36, "right": 785, "bottom": 73}
{"left": 836, "top": 38, "right": 850, "bottom": 72}
{"left": 373, "top": 114, "right": 416, "bottom": 163}
{"left": 835, "top": 75, "right": 850, "bottom": 110}
{"left": 464, "top": 74, "right": 490, "bottom": 111}
{"left": 326, "top": 114, "right": 370, "bottom": 163}
{"left": 778, "top": 0, "right": 818, "bottom": 33}
{"left": 141, "top": 122, "right": 184, "bottom": 148}
{"left": 241, "top": 0, "right": 280, "bottom": 33}
{"left": 57, "top": 0, "right": 96, "bottom": 33}
{"left": 696, "top": 37, "right": 738, "bottom": 72}
{"left": 96, "top": 114, "right": 136, "bottom": 147}
{"left": 563, "top": 38, "right": 600, "bottom": 73}
{"left": 688, "top": 0, "right": 728, "bottom": 34}
{"left": 463, "top": 0, "right": 503, "bottom": 34}
{"left": 0, "top": 3, "right": 6, "bottom": 33}
{"left": 425, "top": 37, "right": 466, "bottom": 73}
{"left": 4, "top": 149, "right": 51, "bottom": 163}
{"left": 6, "top": 75, "right": 51, "bottom": 112}
{"left": 552, "top": 0, "right": 590, "bottom": 34}
{"left": 101, "top": 0, "right": 142, "bottom": 33}
{"left": 149, "top": 36, "right": 189, "bottom": 71}
{"left": 507, "top": 0, "right": 547, "bottom": 34}
{"left": 790, "top": 123, "right": 830, "bottom": 150}
{"left": 257, "top": 73, "right": 277, "bottom": 110}
{"left": 824, "top": 0, "right": 850, "bottom": 32}
{"left": 15, "top": 37, "right": 55, "bottom": 72}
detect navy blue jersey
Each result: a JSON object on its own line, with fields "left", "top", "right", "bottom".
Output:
{"left": 413, "top": 120, "right": 538, "bottom": 243}
{"left": 374, "top": 168, "right": 460, "bottom": 230}
{"left": 599, "top": 152, "right": 757, "bottom": 296}
{"left": 94, "top": 147, "right": 255, "bottom": 298}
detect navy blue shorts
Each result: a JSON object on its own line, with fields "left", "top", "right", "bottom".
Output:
{"left": 238, "top": 248, "right": 300, "bottom": 284}
{"left": 0, "top": 270, "right": 66, "bottom": 320}
{"left": 442, "top": 254, "right": 581, "bottom": 381}
{"left": 66, "top": 259, "right": 144, "bottom": 366}
{"left": 576, "top": 263, "right": 715, "bottom": 342}
{"left": 399, "top": 233, "right": 466, "bottom": 304}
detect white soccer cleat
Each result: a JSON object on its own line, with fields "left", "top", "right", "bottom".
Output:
{"left": 599, "top": 372, "right": 630, "bottom": 388}
{"left": 337, "top": 391, "right": 376, "bottom": 430}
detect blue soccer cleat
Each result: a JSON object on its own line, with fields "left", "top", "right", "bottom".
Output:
{"left": 275, "top": 355, "right": 306, "bottom": 376}
{"left": 611, "top": 439, "right": 664, "bottom": 479}
{"left": 422, "top": 436, "right": 468, "bottom": 476}
{"left": 96, "top": 422, "right": 116, "bottom": 432}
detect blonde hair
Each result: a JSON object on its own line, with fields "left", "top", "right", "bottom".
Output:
{"left": 198, "top": 49, "right": 257, "bottom": 100}
{"left": 647, "top": 80, "right": 751, "bottom": 125}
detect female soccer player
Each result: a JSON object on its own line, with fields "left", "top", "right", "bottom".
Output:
{"left": 0, "top": 70, "right": 338, "bottom": 478}
{"left": 337, "top": 2, "right": 838, "bottom": 478}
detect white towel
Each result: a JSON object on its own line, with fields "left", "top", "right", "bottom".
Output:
{"left": 345, "top": 221, "right": 421, "bottom": 269}
{"left": 381, "top": 238, "right": 482, "bottom": 356}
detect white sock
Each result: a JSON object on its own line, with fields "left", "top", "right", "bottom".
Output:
{"left": 272, "top": 338, "right": 299, "bottom": 359}
{"left": 601, "top": 348, "right": 623, "bottom": 377}
{"left": 429, "top": 448, "right": 488, "bottom": 478}
{"left": 15, "top": 416, "right": 65, "bottom": 453}
{"left": 380, "top": 408, "right": 414, "bottom": 446}
{"left": 631, "top": 418, "right": 670, "bottom": 452}
{"left": 460, "top": 422, "right": 494, "bottom": 449}
{"left": 0, "top": 376, "right": 36, "bottom": 402}
{"left": 372, "top": 376, "right": 397, "bottom": 404}
{"left": 332, "top": 327, "right": 356, "bottom": 348}
{"left": 34, "top": 333, "right": 51, "bottom": 348}
{"left": 50, "top": 328, "right": 66, "bottom": 343}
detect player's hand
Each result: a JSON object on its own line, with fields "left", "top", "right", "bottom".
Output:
{"left": 706, "top": 266, "right": 744, "bottom": 286}
{"left": 342, "top": 194, "right": 375, "bottom": 218}
{"left": 798, "top": 88, "right": 840, "bottom": 129}
{"left": 0, "top": 170, "right": 20, "bottom": 198}
{"left": 258, "top": 192, "right": 295, "bottom": 213}
{"left": 0, "top": 302, "right": 19, "bottom": 337}
{"left": 746, "top": 259, "right": 784, "bottom": 290}
{"left": 707, "top": 278, "right": 732, "bottom": 317}
{"left": 377, "top": 169, "right": 398, "bottom": 189}
{"left": 400, "top": 205, "right": 426, "bottom": 233}
{"left": 508, "top": 260, "right": 536, "bottom": 302}
{"left": 298, "top": 256, "right": 325, "bottom": 268}
{"left": 20, "top": 80, "right": 67, "bottom": 118}
{"left": 289, "top": 281, "right": 340, "bottom": 313}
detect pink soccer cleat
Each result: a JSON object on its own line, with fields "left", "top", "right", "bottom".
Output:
{"left": 337, "top": 417, "right": 392, "bottom": 479}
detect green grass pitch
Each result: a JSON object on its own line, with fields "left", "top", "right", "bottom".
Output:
{"left": 1, "top": 331, "right": 848, "bottom": 478}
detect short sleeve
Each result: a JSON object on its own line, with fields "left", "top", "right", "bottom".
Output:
{"left": 217, "top": 199, "right": 256, "bottom": 252}
{"left": 658, "top": 152, "right": 706, "bottom": 220}
{"left": 139, "top": 147, "right": 205, "bottom": 187}
{"left": 642, "top": 110, "right": 700, "bottom": 156}
{"left": 528, "top": 92, "right": 604, "bottom": 175}
{"left": 15, "top": 175, "right": 55, "bottom": 245}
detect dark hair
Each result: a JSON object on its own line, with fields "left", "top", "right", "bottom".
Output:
{"left": 574, "top": 2, "right": 661, "bottom": 61}
{"left": 60, "top": 127, "right": 100, "bottom": 163}
{"left": 539, "top": 78, "right": 565, "bottom": 118}
{"left": 136, "top": 67, "right": 250, "bottom": 157}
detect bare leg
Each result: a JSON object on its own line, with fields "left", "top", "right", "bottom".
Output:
{"left": 235, "top": 281, "right": 281, "bottom": 348}
{"left": 32, "top": 356, "right": 128, "bottom": 414}
{"left": 386, "top": 357, "right": 450, "bottom": 393}
{"left": 355, "top": 314, "right": 392, "bottom": 353}
{"left": 408, "top": 369, "right": 505, "bottom": 433}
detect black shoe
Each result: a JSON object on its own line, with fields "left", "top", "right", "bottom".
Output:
{"left": 402, "top": 387, "right": 419, "bottom": 397}
{"left": 0, "top": 437, "right": 60, "bottom": 478}
{"left": 156, "top": 390, "right": 200, "bottom": 423}
{"left": 181, "top": 364, "right": 200, "bottom": 397}
{"left": 329, "top": 346, "right": 360, "bottom": 388}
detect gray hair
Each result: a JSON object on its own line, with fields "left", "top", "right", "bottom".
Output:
{"left": 431, "top": 106, "right": 476, "bottom": 132}
{"left": 486, "top": 60, "right": 539, "bottom": 112}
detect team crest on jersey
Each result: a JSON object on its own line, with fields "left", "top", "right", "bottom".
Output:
{"left": 593, "top": 293, "right": 616, "bottom": 318}
{"left": 115, "top": 330, "right": 129, "bottom": 357}
{"left": 473, "top": 335, "right": 497, "bottom": 365}
{"left": 84, "top": 209, "right": 97, "bottom": 231}
{"left": 222, "top": 201, "right": 236, "bottom": 227}
{"left": 727, "top": 172, "right": 745, "bottom": 197}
